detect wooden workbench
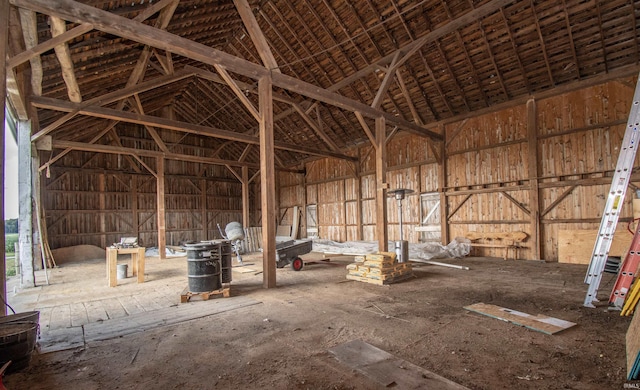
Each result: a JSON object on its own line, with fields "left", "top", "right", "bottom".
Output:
{"left": 106, "top": 247, "right": 146, "bottom": 287}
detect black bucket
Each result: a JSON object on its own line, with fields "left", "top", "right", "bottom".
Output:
{"left": 0, "top": 311, "right": 40, "bottom": 372}
{"left": 184, "top": 243, "right": 221, "bottom": 293}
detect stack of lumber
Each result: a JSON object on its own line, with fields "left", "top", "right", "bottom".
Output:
{"left": 346, "top": 252, "right": 413, "bottom": 285}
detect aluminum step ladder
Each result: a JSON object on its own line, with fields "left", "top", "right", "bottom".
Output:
{"left": 584, "top": 73, "right": 640, "bottom": 308}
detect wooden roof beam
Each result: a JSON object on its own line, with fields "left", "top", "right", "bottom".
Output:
{"left": 500, "top": 8, "right": 531, "bottom": 93}
{"left": 559, "top": 1, "right": 580, "bottom": 80}
{"left": 17, "top": 9, "right": 42, "bottom": 96}
{"left": 49, "top": 16, "right": 82, "bottom": 102}
{"left": 292, "top": 103, "right": 341, "bottom": 152}
{"left": 10, "top": 0, "right": 441, "bottom": 142}
{"left": 259, "top": 0, "right": 508, "bottom": 135}
{"left": 31, "top": 96, "right": 358, "bottom": 162}
{"left": 440, "top": 0, "right": 490, "bottom": 106}
{"left": 6, "top": 66, "right": 28, "bottom": 120}
{"left": 106, "top": 128, "right": 150, "bottom": 172}
{"left": 53, "top": 139, "right": 257, "bottom": 168}
{"left": 7, "top": 0, "right": 173, "bottom": 70}
{"left": 124, "top": 0, "right": 178, "bottom": 88}
{"left": 31, "top": 69, "right": 194, "bottom": 141}
{"left": 30, "top": 0, "right": 181, "bottom": 140}
{"left": 371, "top": 51, "right": 401, "bottom": 109}
{"left": 152, "top": 48, "right": 172, "bottom": 75}
{"left": 39, "top": 119, "right": 117, "bottom": 172}
{"left": 529, "top": 0, "right": 555, "bottom": 86}
{"left": 328, "top": 0, "right": 514, "bottom": 94}
{"left": 396, "top": 71, "right": 424, "bottom": 126}
{"left": 131, "top": 94, "right": 170, "bottom": 153}
{"left": 232, "top": 0, "right": 280, "bottom": 73}
{"left": 213, "top": 64, "right": 260, "bottom": 121}
{"left": 478, "top": 21, "right": 509, "bottom": 100}
{"left": 7, "top": 22, "right": 92, "bottom": 70}
{"left": 418, "top": 50, "right": 454, "bottom": 116}
{"left": 191, "top": 65, "right": 357, "bottom": 150}
{"left": 5, "top": 6, "right": 28, "bottom": 119}
{"left": 354, "top": 112, "right": 376, "bottom": 147}
{"left": 594, "top": 0, "right": 608, "bottom": 73}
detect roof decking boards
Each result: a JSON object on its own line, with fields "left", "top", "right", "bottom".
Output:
{"left": 5, "top": 0, "right": 638, "bottom": 168}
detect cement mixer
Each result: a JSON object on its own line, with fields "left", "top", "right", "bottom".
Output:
{"left": 218, "top": 222, "right": 245, "bottom": 264}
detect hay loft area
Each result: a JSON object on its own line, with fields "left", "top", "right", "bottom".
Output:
{"left": 2, "top": 0, "right": 640, "bottom": 389}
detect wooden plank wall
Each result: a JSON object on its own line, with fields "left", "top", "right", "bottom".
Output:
{"left": 536, "top": 80, "right": 639, "bottom": 261}
{"left": 281, "top": 136, "right": 439, "bottom": 244}
{"left": 279, "top": 78, "right": 640, "bottom": 261}
{"left": 278, "top": 171, "right": 305, "bottom": 237}
{"left": 43, "top": 159, "right": 245, "bottom": 249}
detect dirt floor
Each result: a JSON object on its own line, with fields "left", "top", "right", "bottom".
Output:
{"left": 2, "top": 250, "right": 637, "bottom": 390}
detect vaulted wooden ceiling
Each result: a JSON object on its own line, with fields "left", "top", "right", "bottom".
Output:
{"left": 6, "top": 0, "right": 640, "bottom": 170}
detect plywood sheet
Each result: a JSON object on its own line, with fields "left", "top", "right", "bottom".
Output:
{"left": 329, "top": 339, "right": 469, "bottom": 389}
{"left": 634, "top": 199, "right": 640, "bottom": 220}
{"left": 464, "top": 303, "right": 577, "bottom": 335}
{"left": 558, "top": 229, "right": 633, "bottom": 264}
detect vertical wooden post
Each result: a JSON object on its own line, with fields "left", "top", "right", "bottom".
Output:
{"left": 342, "top": 178, "right": 347, "bottom": 241}
{"left": 355, "top": 161, "right": 363, "bottom": 241}
{"left": 302, "top": 167, "right": 308, "bottom": 238}
{"left": 0, "top": 0, "right": 8, "bottom": 312}
{"left": 438, "top": 127, "right": 449, "bottom": 245}
{"left": 375, "top": 116, "right": 388, "bottom": 252}
{"left": 200, "top": 179, "right": 208, "bottom": 240}
{"left": 259, "top": 75, "right": 276, "bottom": 288}
{"left": 131, "top": 175, "right": 139, "bottom": 240}
{"left": 527, "top": 98, "right": 541, "bottom": 260}
{"left": 18, "top": 120, "right": 34, "bottom": 288}
{"left": 99, "top": 173, "right": 106, "bottom": 248}
{"left": 156, "top": 157, "right": 166, "bottom": 259}
{"left": 242, "top": 166, "right": 250, "bottom": 228}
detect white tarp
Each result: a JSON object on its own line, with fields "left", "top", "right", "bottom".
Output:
{"left": 311, "top": 237, "right": 471, "bottom": 260}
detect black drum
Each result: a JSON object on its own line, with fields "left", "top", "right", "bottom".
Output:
{"left": 184, "top": 243, "right": 221, "bottom": 292}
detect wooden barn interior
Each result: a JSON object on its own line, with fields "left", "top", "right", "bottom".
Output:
{"left": 2, "top": 0, "right": 640, "bottom": 388}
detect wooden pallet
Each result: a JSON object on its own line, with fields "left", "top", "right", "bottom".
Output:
{"left": 180, "top": 285, "right": 230, "bottom": 303}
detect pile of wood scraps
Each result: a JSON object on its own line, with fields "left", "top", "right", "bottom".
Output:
{"left": 346, "top": 252, "right": 414, "bottom": 285}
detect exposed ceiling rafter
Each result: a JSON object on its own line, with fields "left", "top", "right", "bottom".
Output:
{"left": 10, "top": 0, "right": 443, "bottom": 142}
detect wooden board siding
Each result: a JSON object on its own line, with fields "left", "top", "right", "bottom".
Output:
{"left": 275, "top": 78, "right": 640, "bottom": 261}
{"left": 44, "top": 161, "right": 244, "bottom": 249}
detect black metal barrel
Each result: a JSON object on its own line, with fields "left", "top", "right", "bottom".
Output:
{"left": 184, "top": 243, "right": 221, "bottom": 292}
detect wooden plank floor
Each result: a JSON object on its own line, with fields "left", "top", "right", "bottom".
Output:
{"left": 3, "top": 253, "right": 276, "bottom": 353}
{"left": 6, "top": 255, "right": 212, "bottom": 334}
